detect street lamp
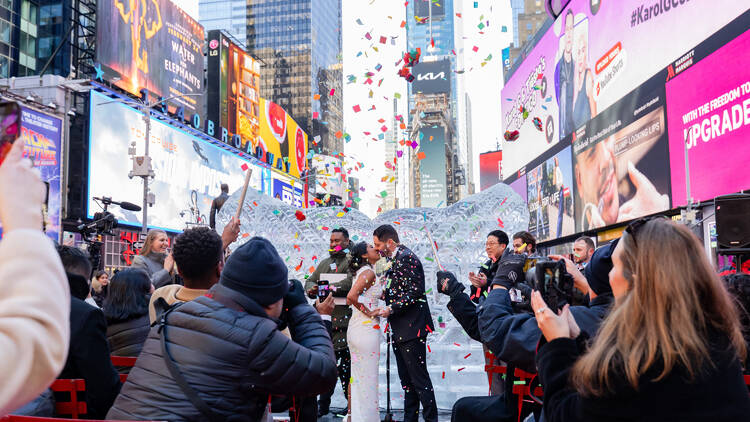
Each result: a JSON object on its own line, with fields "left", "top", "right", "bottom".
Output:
{"left": 97, "top": 93, "right": 203, "bottom": 237}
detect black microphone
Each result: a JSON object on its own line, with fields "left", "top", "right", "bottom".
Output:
{"left": 119, "top": 201, "right": 142, "bottom": 211}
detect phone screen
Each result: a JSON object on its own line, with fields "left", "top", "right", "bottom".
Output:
{"left": 0, "top": 102, "right": 21, "bottom": 166}
{"left": 318, "top": 280, "right": 330, "bottom": 299}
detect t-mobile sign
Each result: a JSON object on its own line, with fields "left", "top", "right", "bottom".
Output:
{"left": 667, "top": 29, "right": 750, "bottom": 206}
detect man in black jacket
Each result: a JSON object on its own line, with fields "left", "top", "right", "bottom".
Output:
{"left": 106, "top": 237, "right": 338, "bottom": 421}
{"left": 445, "top": 241, "right": 618, "bottom": 422}
{"left": 209, "top": 183, "right": 229, "bottom": 230}
{"left": 56, "top": 245, "right": 121, "bottom": 419}
{"left": 373, "top": 224, "right": 437, "bottom": 422}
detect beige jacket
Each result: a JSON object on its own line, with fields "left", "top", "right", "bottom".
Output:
{"left": 0, "top": 229, "right": 70, "bottom": 414}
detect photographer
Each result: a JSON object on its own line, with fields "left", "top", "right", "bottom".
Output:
{"left": 106, "top": 237, "right": 337, "bottom": 421}
{"left": 447, "top": 241, "right": 617, "bottom": 422}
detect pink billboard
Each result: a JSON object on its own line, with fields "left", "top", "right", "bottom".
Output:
{"left": 501, "top": 0, "right": 748, "bottom": 176}
{"left": 667, "top": 29, "right": 750, "bottom": 206}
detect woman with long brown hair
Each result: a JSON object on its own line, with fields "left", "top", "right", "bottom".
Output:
{"left": 532, "top": 217, "right": 750, "bottom": 421}
{"left": 130, "top": 229, "right": 175, "bottom": 288}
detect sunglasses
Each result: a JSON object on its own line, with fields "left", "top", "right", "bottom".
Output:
{"left": 624, "top": 215, "right": 670, "bottom": 247}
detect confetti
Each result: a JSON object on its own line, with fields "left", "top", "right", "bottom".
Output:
{"left": 464, "top": 353, "right": 471, "bottom": 359}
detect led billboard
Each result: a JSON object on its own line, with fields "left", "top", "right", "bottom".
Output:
{"left": 527, "top": 147, "right": 575, "bottom": 242}
{"left": 311, "top": 154, "right": 346, "bottom": 199}
{"left": 501, "top": 0, "right": 748, "bottom": 176}
{"left": 206, "top": 30, "right": 262, "bottom": 153}
{"left": 259, "top": 98, "right": 309, "bottom": 179}
{"left": 478, "top": 150, "right": 502, "bottom": 191}
{"left": 667, "top": 28, "right": 750, "bottom": 206}
{"left": 96, "top": 0, "right": 205, "bottom": 117}
{"left": 88, "top": 91, "right": 266, "bottom": 232}
{"left": 419, "top": 126, "right": 447, "bottom": 208}
{"left": 414, "top": 0, "right": 445, "bottom": 21}
{"left": 412, "top": 59, "right": 451, "bottom": 95}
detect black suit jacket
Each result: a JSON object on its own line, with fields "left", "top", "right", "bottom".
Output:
{"left": 58, "top": 298, "right": 122, "bottom": 419}
{"left": 385, "top": 245, "right": 434, "bottom": 343}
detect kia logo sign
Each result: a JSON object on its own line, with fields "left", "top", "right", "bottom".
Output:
{"left": 412, "top": 59, "right": 451, "bottom": 94}
{"left": 416, "top": 71, "right": 446, "bottom": 81}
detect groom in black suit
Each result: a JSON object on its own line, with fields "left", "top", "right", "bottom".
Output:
{"left": 373, "top": 224, "right": 437, "bottom": 422}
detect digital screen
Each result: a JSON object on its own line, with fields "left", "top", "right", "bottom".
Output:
{"left": 96, "top": 0, "right": 205, "bottom": 118}
{"left": 478, "top": 150, "right": 502, "bottom": 191}
{"left": 501, "top": 0, "right": 747, "bottom": 176}
{"left": 419, "top": 126, "right": 447, "bottom": 207}
{"left": 412, "top": 59, "right": 451, "bottom": 95}
{"left": 667, "top": 28, "right": 750, "bottom": 206}
{"left": 311, "top": 154, "right": 346, "bottom": 198}
{"left": 272, "top": 177, "right": 304, "bottom": 208}
{"left": 259, "top": 99, "right": 308, "bottom": 179}
{"left": 88, "top": 91, "right": 266, "bottom": 232}
{"left": 527, "top": 146, "right": 575, "bottom": 242}
{"left": 414, "top": 0, "right": 445, "bottom": 21}
{"left": 509, "top": 174, "right": 528, "bottom": 203}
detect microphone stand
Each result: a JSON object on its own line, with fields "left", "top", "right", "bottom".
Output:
{"left": 383, "top": 326, "right": 395, "bottom": 422}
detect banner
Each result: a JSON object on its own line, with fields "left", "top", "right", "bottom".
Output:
{"left": 572, "top": 82, "right": 671, "bottom": 233}
{"left": 501, "top": 0, "right": 748, "bottom": 176}
{"left": 88, "top": 91, "right": 264, "bottom": 232}
{"left": 258, "top": 98, "right": 308, "bottom": 179}
{"left": 667, "top": 28, "right": 750, "bottom": 206}
{"left": 0, "top": 108, "right": 62, "bottom": 242}
{"left": 206, "top": 30, "right": 262, "bottom": 153}
{"left": 527, "top": 146, "right": 575, "bottom": 242}
{"left": 478, "top": 150, "right": 502, "bottom": 191}
{"left": 96, "top": 0, "right": 205, "bottom": 117}
{"left": 412, "top": 59, "right": 451, "bottom": 95}
{"left": 272, "top": 177, "right": 304, "bottom": 208}
{"left": 419, "top": 126, "right": 447, "bottom": 207}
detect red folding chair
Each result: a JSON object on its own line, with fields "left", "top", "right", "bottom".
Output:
{"left": 511, "top": 368, "right": 544, "bottom": 422}
{"left": 483, "top": 351, "right": 507, "bottom": 394}
{"left": 110, "top": 356, "right": 137, "bottom": 383}
{"left": 49, "top": 379, "right": 86, "bottom": 418}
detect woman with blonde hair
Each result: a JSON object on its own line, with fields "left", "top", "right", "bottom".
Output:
{"left": 532, "top": 217, "right": 750, "bottom": 421}
{"left": 130, "top": 229, "right": 175, "bottom": 288}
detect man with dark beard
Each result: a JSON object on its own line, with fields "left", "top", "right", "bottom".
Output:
{"left": 305, "top": 227, "right": 353, "bottom": 417}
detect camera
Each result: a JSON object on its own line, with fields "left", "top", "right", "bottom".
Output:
{"left": 525, "top": 259, "right": 575, "bottom": 312}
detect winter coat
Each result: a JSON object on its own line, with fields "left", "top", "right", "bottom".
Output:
{"left": 59, "top": 297, "right": 121, "bottom": 419}
{"left": 537, "top": 328, "right": 750, "bottom": 422}
{"left": 106, "top": 314, "right": 150, "bottom": 365}
{"left": 477, "top": 288, "right": 612, "bottom": 373}
{"left": 106, "top": 283, "right": 337, "bottom": 421}
{"left": 305, "top": 252, "right": 353, "bottom": 351}
{"left": 0, "top": 229, "right": 70, "bottom": 415}
{"left": 131, "top": 253, "right": 175, "bottom": 289}
{"left": 91, "top": 284, "right": 108, "bottom": 308}
{"left": 384, "top": 245, "right": 435, "bottom": 343}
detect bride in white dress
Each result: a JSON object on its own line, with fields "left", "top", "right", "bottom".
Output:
{"left": 346, "top": 241, "right": 384, "bottom": 422}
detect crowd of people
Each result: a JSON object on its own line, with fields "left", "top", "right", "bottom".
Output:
{"left": 1, "top": 135, "right": 750, "bottom": 422}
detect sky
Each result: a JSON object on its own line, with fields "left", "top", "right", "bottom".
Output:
{"left": 172, "top": 0, "right": 513, "bottom": 217}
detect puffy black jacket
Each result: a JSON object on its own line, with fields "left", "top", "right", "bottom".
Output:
{"left": 106, "top": 314, "right": 150, "bottom": 367}
{"left": 106, "top": 284, "right": 337, "bottom": 421}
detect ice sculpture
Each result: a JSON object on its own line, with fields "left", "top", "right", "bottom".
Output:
{"left": 216, "top": 183, "right": 530, "bottom": 410}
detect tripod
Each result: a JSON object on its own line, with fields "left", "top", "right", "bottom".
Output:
{"left": 383, "top": 327, "right": 395, "bottom": 422}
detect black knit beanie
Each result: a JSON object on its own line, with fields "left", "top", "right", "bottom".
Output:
{"left": 220, "top": 237, "right": 289, "bottom": 306}
{"left": 584, "top": 238, "right": 618, "bottom": 296}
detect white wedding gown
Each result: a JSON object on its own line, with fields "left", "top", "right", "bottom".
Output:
{"left": 347, "top": 265, "right": 383, "bottom": 422}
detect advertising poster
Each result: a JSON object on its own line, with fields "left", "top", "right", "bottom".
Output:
{"left": 311, "top": 154, "right": 346, "bottom": 199}
{"left": 207, "top": 30, "right": 261, "bottom": 153}
{"left": 0, "top": 108, "right": 62, "bottom": 242}
{"left": 478, "top": 150, "right": 503, "bottom": 191}
{"left": 419, "top": 126, "right": 447, "bottom": 208}
{"left": 572, "top": 83, "right": 671, "bottom": 233}
{"left": 258, "top": 98, "right": 308, "bottom": 179}
{"left": 88, "top": 91, "right": 264, "bottom": 232}
{"left": 272, "top": 177, "right": 304, "bottom": 208}
{"left": 667, "top": 28, "right": 750, "bottom": 206}
{"left": 501, "top": 0, "right": 748, "bottom": 176}
{"left": 527, "top": 146, "right": 575, "bottom": 242}
{"left": 96, "top": 0, "right": 205, "bottom": 118}
{"left": 412, "top": 59, "right": 451, "bottom": 95}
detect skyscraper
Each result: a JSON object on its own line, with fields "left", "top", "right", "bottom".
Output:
{"left": 246, "top": 0, "right": 344, "bottom": 156}
{"left": 200, "top": 0, "right": 247, "bottom": 42}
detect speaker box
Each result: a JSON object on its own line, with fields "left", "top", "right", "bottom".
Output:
{"left": 715, "top": 194, "right": 750, "bottom": 254}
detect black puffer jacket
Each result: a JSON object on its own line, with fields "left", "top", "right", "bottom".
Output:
{"left": 106, "top": 284, "right": 337, "bottom": 421}
{"left": 106, "top": 314, "right": 150, "bottom": 365}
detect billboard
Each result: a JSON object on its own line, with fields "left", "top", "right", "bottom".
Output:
{"left": 527, "top": 147, "right": 575, "bottom": 242}
{"left": 272, "top": 176, "right": 304, "bottom": 209}
{"left": 412, "top": 59, "right": 451, "bottom": 95}
{"left": 501, "top": 0, "right": 748, "bottom": 176}
{"left": 88, "top": 90, "right": 266, "bottom": 232}
{"left": 572, "top": 81, "right": 671, "bottom": 233}
{"left": 667, "top": 28, "right": 750, "bottom": 206}
{"left": 479, "top": 150, "right": 502, "bottom": 191}
{"left": 419, "top": 126, "right": 447, "bottom": 207}
{"left": 311, "top": 154, "right": 346, "bottom": 199}
{"left": 96, "top": 0, "right": 205, "bottom": 118}
{"left": 258, "top": 98, "right": 308, "bottom": 179}
{"left": 509, "top": 174, "right": 527, "bottom": 204}
{"left": 206, "top": 30, "right": 262, "bottom": 153}
{"left": 414, "top": 0, "right": 445, "bottom": 21}
{"left": 0, "top": 107, "right": 62, "bottom": 242}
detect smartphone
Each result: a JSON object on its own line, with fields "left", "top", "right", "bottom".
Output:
{"left": 317, "top": 280, "right": 330, "bottom": 300}
{"left": 0, "top": 102, "right": 21, "bottom": 166}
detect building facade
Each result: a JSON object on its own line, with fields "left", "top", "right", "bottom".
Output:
{"left": 0, "top": 0, "right": 40, "bottom": 77}
{"left": 246, "top": 0, "right": 343, "bottom": 156}
{"left": 508, "top": 0, "right": 549, "bottom": 68}
{"left": 199, "top": 0, "right": 246, "bottom": 42}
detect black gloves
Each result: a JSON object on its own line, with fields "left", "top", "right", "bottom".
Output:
{"left": 491, "top": 252, "right": 526, "bottom": 290}
{"left": 437, "top": 271, "right": 465, "bottom": 297}
{"left": 283, "top": 279, "right": 308, "bottom": 311}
